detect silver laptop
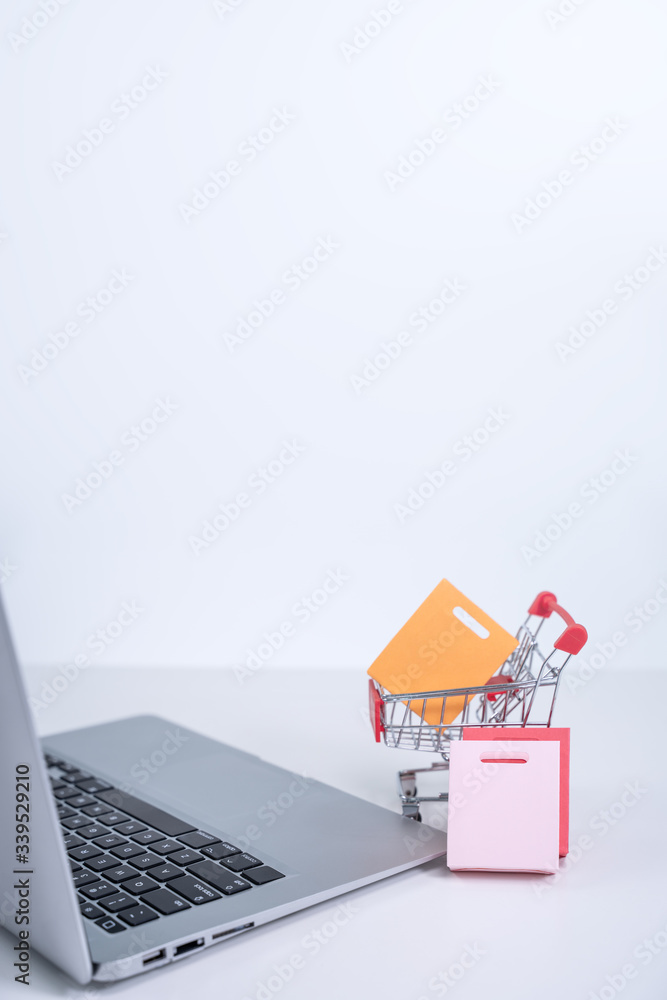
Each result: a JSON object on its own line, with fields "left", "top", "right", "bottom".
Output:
{"left": 0, "top": 593, "right": 446, "bottom": 984}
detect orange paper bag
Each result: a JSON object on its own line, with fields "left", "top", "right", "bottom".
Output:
{"left": 367, "top": 580, "right": 518, "bottom": 726}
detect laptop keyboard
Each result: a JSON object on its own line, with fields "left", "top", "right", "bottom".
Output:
{"left": 44, "top": 754, "right": 285, "bottom": 935}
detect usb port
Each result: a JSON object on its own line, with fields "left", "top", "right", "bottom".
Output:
{"left": 174, "top": 938, "right": 204, "bottom": 957}
{"left": 142, "top": 949, "right": 166, "bottom": 966}
{"left": 212, "top": 922, "right": 254, "bottom": 940}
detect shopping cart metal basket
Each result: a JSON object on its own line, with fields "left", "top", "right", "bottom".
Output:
{"left": 368, "top": 591, "right": 587, "bottom": 820}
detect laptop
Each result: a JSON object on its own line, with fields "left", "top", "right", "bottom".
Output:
{"left": 0, "top": 593, "right": 446, "bottom": 984}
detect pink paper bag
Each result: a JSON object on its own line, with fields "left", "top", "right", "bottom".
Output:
{"left": 462, "top": 726, "right": 570, "bottom": 856}
{"left": 447, "top": 740, "right": 560, "bottom": 874}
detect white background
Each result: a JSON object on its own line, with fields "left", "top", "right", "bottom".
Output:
{"left": 1, "top": 0, "right": 666, "bottom": 678}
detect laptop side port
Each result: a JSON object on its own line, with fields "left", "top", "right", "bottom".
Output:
{"left": 174, "top": 938, "right": 205, "bottom": 957}
{"left": 212, "top": 922, "right": 254, "bottom": 940}
{"left": 142, "top": 949, "right": 167, "bottom": 966}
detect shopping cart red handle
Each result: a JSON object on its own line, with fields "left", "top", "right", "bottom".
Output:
{"left": 528, "top": 591, "right": 588, "bottom": 654}
{"left": 369, "top": 679, "right": 384, "bottom": 742}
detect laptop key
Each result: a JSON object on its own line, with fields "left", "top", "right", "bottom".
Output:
{"left": 80, "top": 901, "right": 104, "bottom": 919}
{"left": 129, "top": 853, "right": 163, "bottom": 871}
{"left": 115, "top": 821, "right": 147, "bottom": 836}
{"left": 57, "top": 805, "right": 76, "bottom": 820}
{"left": 70, "top": 860, "right": 82, "bottom": 872}
{"left": 53, "top": 786, "right": 82, "bottom": 799}
{"left": 217, "top": 876, "right": 251, "bottom": 895}
{"left": 66, "top": 794, "right": 95, "bottom": 809}
{"left": 95, "top": 790, "right": 196, "bottom": 837}
{"left": 80, "top": 881, "right": 118, "bottom": 900}
{"left": 244, "top": 866, "right": 285, "bottom": 885}
{"left": 75, "top": 778, "right": 113, "bottom": 794}
{"left": 80, "top": 824, "right": 110, "bottom": 840}
{"left": 220, "top": 853, "right": 262, "bottom": 873}
{"left": 140, "top": 888, "right": 191, "bottom": 915}
{"left": 146, "top": 863, "right": 182, "bottom": 882}
{"left": 110, "top": 843, "right": 145, "bottom": 860}
{"left": 167, "top": 849, "right": 202, "bottom": 867}
{"left": 72, "top": 871, "right": 100, "bottom": 889}
{"left": 57, "top": 762, "right": 80, "bottom": 774}
{"left": 200, "top": 841, "right": 240, "bottom": 861}
{"left": 70, "top": 844, "right": 103, "bottom": 861}
{"left": 99, "top": 811, "right": 130, "bottom": 827}
{"left": 121, "top": 875, "right": 159, "bottom": 894}
{"left": 105, "top": 865, "right": 140, "bottom": 884}
{"left": 119, "top": 905, "right": 159, "bottom": 926}
{"left": 177, "top": 830, "right": 220, "bottom": 850}
{"left": 168, "top": 876, "right": 222, "bottom": 904}
{"left": 102, "top": 893, "right": 137, "bottom": 913}
{"left": 86, "top": 855, "right": 121, "bottom": 873}
{"left": 94, "top": 833, "right": 126, "bottom": 850}
{"left": 81, "top": 802, "right": 113, "bottom": 818}
{"left": 131, "top": 829, "right": 165, "bottom": 846}
{"left": 62, "top": 816, "right": 94, "bottom": 831}
{"left": 62, "top": 771, "right": 91, "bottom": 783}
{"left": 63, "top": 834, "right": 85, "bottom": 850}
{"left": 150, "top": 839, "right": 184, "bottom": 856}
{"left": 187, "top": 860, "right": 252, "bottom": 895}
{"left": 94, "top": 916, "right": 126, "bottom": 934}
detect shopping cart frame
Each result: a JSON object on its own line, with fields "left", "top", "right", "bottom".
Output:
{"left": 368, "top": 591, "right": 587, "bottom": 820}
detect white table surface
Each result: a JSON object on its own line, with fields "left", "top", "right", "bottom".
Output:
{"left": 3, "top": 666, "right": 666, "bottom": 1000}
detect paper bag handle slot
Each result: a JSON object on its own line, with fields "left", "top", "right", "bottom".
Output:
{"left": 480, "top": 754, "right": 529, "bottom": 764}
{"left": 452, "top": 606, "right": 490, "bottom": 639}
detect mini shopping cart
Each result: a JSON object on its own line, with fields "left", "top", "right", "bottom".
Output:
{"left": 368, "top": 591, "right": 588, "bottom": 820}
